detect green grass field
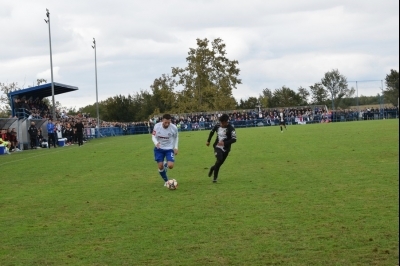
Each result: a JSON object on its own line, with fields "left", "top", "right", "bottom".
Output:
{"left": 0, "top": 120, "right": 398, "bottom": 266}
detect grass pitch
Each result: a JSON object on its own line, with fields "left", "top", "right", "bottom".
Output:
{"left": 0, "top": 120, "right": 398, "bottom": 265}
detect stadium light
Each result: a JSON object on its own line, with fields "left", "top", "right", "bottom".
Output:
{"left": 92, "top": 38, "right": 100, "bottom": 138}
{"left": 356, "top": 81, "right": 359, "bottom": 117}
{"left": 381, "top": 80, "right": 384, "bottom": 118}
{"left": 44, "top": 8, "right": 56, "bottom": 120}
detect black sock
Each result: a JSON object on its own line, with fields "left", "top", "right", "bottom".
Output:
{"left": 208, "top": 166, "right": 214, "bottom": 177}
{"left": 213, "top": 166, "right": 220, "bottom": 181}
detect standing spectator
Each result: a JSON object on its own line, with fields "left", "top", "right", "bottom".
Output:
{"left": 28, "top": 122, "right": 38, "bottom": 149}
{"left": 47, "top": 119, "right": 56, "bottom": 148}
{"left": 148, "top": 117, "right": 153, "bottom": 134}
{"left": 122, "top": 123, "right": 128, "bottom": 135}
{"left": 199, "top": 116, "right": 205, "bottom": 129}
{"left": 74, "top": 119, "right": 84, "bottom": 146}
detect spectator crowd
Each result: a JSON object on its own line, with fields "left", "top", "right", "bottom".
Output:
{"left": 1, "top": 104, "right": 398, "bottom": 154}
{"left": 0, "top": 128, "right": 22, "bottom": 154}
{"left": 13, "top": 97, "right": 51, "bottom": 119}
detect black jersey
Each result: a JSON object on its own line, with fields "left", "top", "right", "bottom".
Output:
{"left": 28, "top": 125, "right": 38, "bottom": 137}
{"left": 207, "top": 123, "right": 237, "bottom": 152}
{"left": 74, "top": 122, "right": 84, "bottom": 133}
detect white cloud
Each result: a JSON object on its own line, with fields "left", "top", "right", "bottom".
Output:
{"left": 0, "top": 0, "right": 398, "bottom": 109}
{"left": 36, "top": 66, "right": 61, "bottom": 82}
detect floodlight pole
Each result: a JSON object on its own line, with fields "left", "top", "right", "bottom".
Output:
{"left": 44, "top": 9, "right": 56, "bottom": 120}
{"left": 356, "top": 81, "right": 359, "bottom": 120}
{"left": 92, "top": 38, "right": 100, "bottom": 138}
{"left": 381, "top": 80, "right": 384, "bottom": 119}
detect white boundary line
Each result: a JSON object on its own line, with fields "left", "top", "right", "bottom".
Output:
{"left": 0, "top": 135, "right": 147, "bottom": 167}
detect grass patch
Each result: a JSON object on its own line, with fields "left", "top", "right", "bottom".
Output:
{"left": 0, "top": 120, "right": 398, "bottom": 265}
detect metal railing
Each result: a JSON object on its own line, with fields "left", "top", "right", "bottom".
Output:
{"left": 83, "top": 110, "right": 398, "bottom": 138}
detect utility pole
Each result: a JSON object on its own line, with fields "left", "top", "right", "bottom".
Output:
{"left": 92, "top": 38, "right": 100, "bottom": 138}
{"left": 44, "top": 8, "right": 56, "bottom": 120}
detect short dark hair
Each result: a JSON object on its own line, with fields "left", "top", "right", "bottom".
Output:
{"left": 219, "top": 114, "right": 229, "bottom": 122}
{"left": 163, "top": 114, "right": 171, "bottom": 120}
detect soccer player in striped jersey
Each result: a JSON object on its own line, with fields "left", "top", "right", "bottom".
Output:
{"left": 279, "top": 109, "right": 287, "bottom": 133}
{"left": 206, "top": 114, "right": 237, "bottom": 183}
{"left": 151, "top": 114, "right": 179, "bottom": 186}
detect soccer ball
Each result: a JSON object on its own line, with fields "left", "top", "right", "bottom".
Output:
{"left": 166, "top": 179, "right": 178, "bottom": 190}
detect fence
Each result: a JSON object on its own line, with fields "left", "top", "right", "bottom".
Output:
{"left": 85, "top": 108, "right": 399, "bottom": 138}
{"left": 155, "top": 105, "right": 328, "bottom": 120}
{"left": 329, "top": 109, "right": 398, "bottom": 122}
{"left": 85, "top": 125, "right": 150, "bottom": 138}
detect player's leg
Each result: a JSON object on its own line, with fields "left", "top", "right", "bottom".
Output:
{"left": 220, "top": 151, "right": 229, "bottom": 165}
{"left": 212, "top": 149, "right": 226, "bottom": 182}
{"left": 165, "top": 149, "right": 175, "bottom": 170}
{"left": 208, "top": 165, "right": 215, "bottom": 177}
{"left": 154, "top": 148, "right": 168, "bottom": 183}
{"left": 208, "top": 149, "right": 217, "bottom": 178}
{"left": 163, "top": 159, "right": 168, "bottom": 173}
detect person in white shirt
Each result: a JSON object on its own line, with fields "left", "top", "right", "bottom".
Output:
{"left": 56, "top": 122, "right": 63, "bottom": 139}
{"left": 151, "top": 114, "right": 179, "bottom": 186}
{"left": 199, "top": 116, "right": 205, "bottom": 129}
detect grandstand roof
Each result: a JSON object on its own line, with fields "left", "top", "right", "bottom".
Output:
{"left": 9, "top": 82, "right": 78, "bottom": 101}
{"left": 9, "top": 82, "right": 79, "bottom": 117}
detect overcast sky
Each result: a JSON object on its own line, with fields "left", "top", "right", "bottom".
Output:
{"left": 0, "top": 0, "right": 398, "bottom": 109}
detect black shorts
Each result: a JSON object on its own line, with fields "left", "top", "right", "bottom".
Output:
{"left": 213, "top": 147, "right": 230, "bottom": 164}
{"left": 279, "top": 120, "right": 285, "bottom": 125}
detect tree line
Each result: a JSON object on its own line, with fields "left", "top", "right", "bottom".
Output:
{"left": 1, "top": 38, "right": 398, "bottom": 121}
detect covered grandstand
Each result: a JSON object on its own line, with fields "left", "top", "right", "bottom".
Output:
{"left": 9, "top": 82, "right": 78, "bottom": 118}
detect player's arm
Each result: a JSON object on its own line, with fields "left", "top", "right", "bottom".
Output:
{"left": 173, "top": 130, "right": 179, "bottom": 155}
{"left": 174, "top": 132, "right": 179, "bottom": 149}
{"left": 151, "top": 126, "right": 160, "bottom": 148}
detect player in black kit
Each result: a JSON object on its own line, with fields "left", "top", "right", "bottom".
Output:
{"left": 206, "top": 114, "right": 237, "bottom": 183}
{"left": 279, "top": 109, "right": 287, "bottom": 133}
